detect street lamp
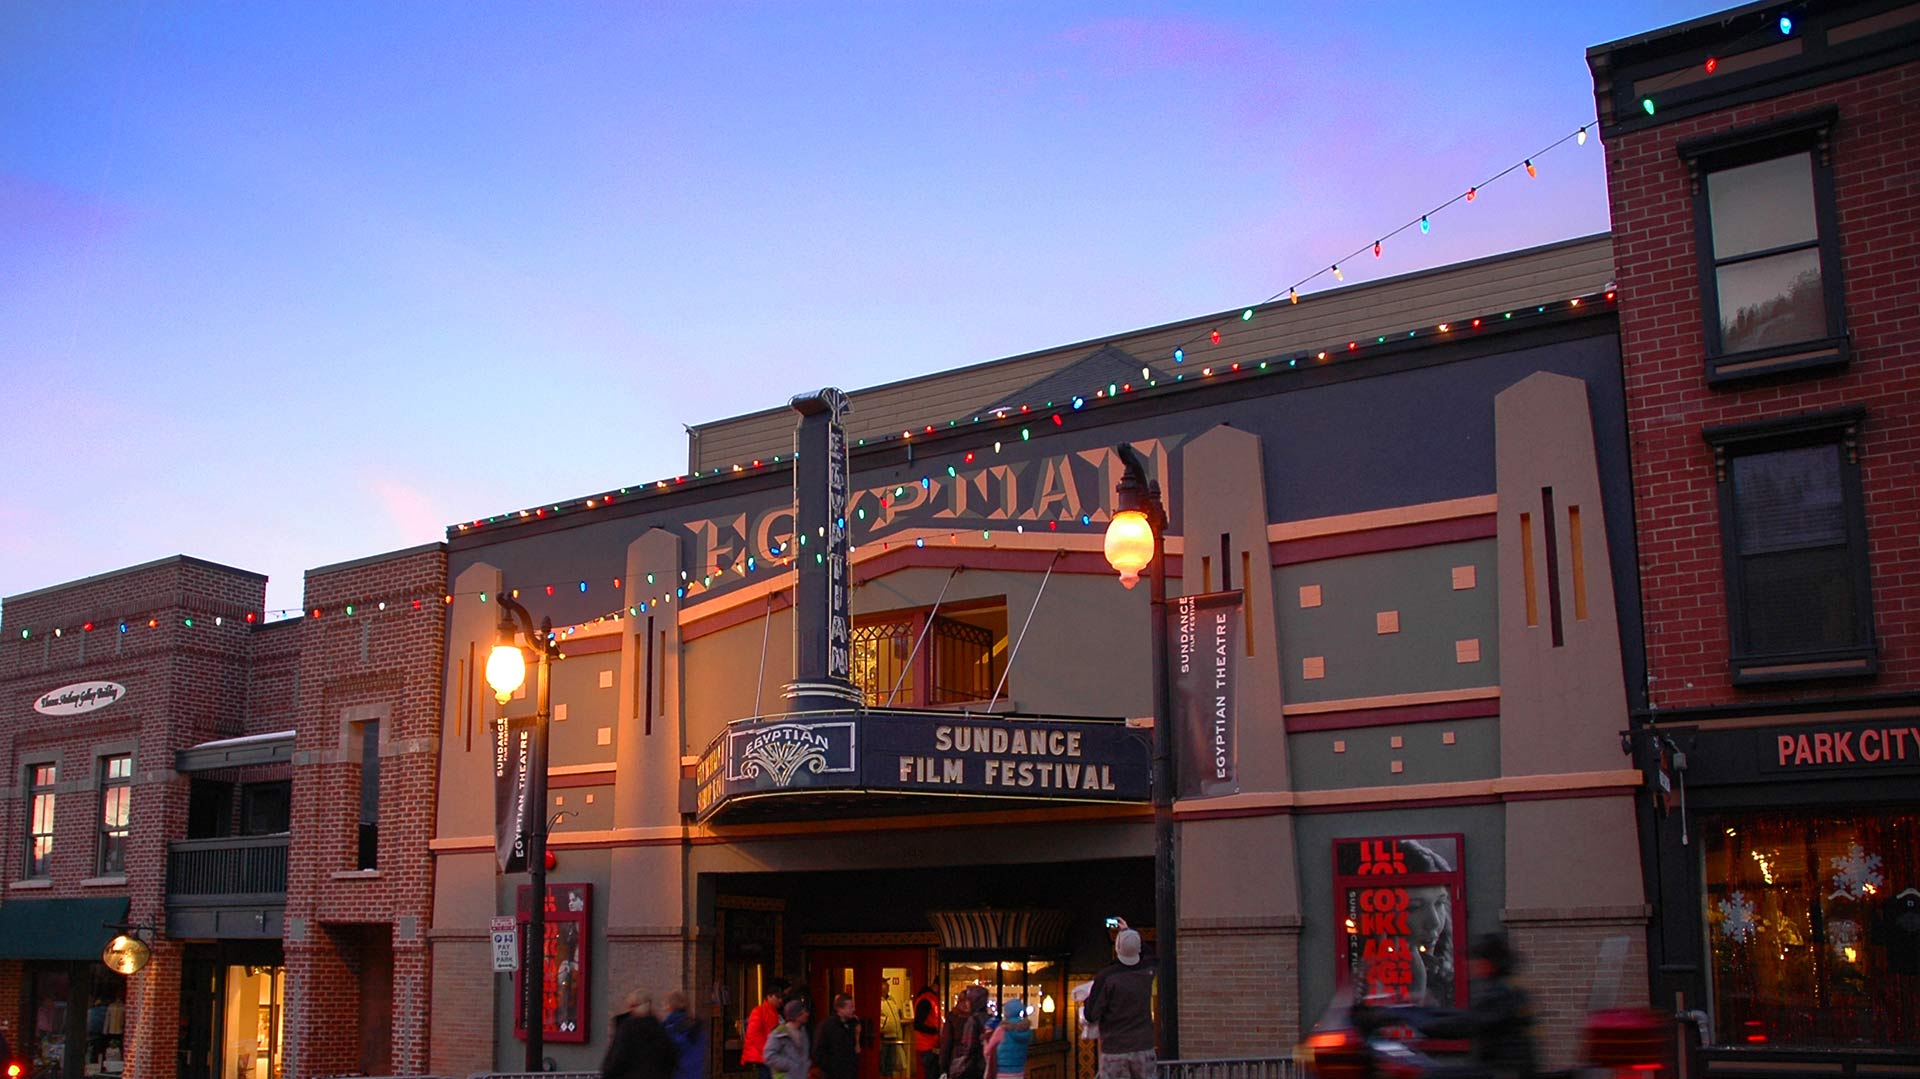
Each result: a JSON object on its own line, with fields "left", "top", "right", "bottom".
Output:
{"left": 1102, "top": 444, "right": 1178, "bottom": 1059}
{"left": 485, "top": 593, "right": 556, "bottom": 1073}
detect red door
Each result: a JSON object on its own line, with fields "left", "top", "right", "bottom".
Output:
{"left": 809, "top": 949, "right": 926, "bottom": 1079}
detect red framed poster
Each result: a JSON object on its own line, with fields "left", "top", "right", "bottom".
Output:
{"left": 514, "top": 882, "right": 593, "bottom": 1043}
{"left": 1332, "top": 834, "right": 1467, "bottom": 1009}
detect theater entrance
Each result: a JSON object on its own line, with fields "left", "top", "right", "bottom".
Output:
{"left": 808, "top": 949, "right": 926, "bottom": 1079}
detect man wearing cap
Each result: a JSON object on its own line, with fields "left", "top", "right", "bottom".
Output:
{"left": 1084, "top": 920, "right": 1156, "bottom": 1079}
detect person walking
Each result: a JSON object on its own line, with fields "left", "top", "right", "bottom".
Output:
{"left": 763, "top": 999, "right": 814, "bottom": 1079}
{"left": 601, "top": 991, "right": 680, "bottom": 1079}
{"left": 982, "top": 999, "right": 1032, "bottom": 1079}
{"left": 814, "top": 993, "right": 865, "bottom": 1079}
{"left": 662, "top": 990, "right": 707, "bottom": 1079}
{"left": 938, "top": 986, "right": 989, "bottom": 1079}
{"left": 1084, "top": 925, "right": 1157, "bottom": 1079}
{"left": 745, "top": 978, "right": 791, "bottom": 1079}
{"left": 1399, "top": 934, "right": 1540, "bottom": 1079}
{"left": 912, "top": 983, "right": 943, "bottom": 1079}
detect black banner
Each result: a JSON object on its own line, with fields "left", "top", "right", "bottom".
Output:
{"left": 495, "top": 713, "right": 543, "bottom": 873}
{"left": 1172, "top": 589, "right": 1240, "bottom": 798}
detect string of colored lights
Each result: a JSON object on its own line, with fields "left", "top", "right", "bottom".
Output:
{"left": 1163, "top": 120, "right": 1598, "bottom": 366}
{"left": 6, "top": 280, "right": 1619, "bottom": 644}
{"left": 14, "top": 19, "right": 1799, "bottom": 644}
{"left": 1630, "top": 6, "right": 1800, "bottom": 118}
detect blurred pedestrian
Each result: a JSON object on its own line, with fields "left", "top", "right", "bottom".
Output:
{"left": 601, "top": 991, "right": 679, "bottom": 1079}
{"left": 663, "top": 990, "right": 707, "bottom": 1079}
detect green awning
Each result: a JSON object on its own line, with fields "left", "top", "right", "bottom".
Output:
{"left": 0, "top": 897, "right": 130, "bottom": 960}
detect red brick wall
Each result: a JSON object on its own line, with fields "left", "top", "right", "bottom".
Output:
{"left": 1604, "top": 61, "right": 1920, "bottom": 709}
{"left": 427, "top": 937, "right": 493, "bottom": 1076}
{"left": 282, "top": 545, "right": 445, "bottom": 1079}
{"left": 0, "top": 557, "right": 269, "bottom": 1079}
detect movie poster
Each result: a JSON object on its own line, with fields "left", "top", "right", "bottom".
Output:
{"left": 1333, "top": 834, "right": 1467, "bottom": 1009}
{"left": 514, "top": 883, "right": 592, "bottom": 1043}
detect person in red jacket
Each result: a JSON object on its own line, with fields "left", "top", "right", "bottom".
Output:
{"left": 912, "top": 983, "right": 942, "bottom": 1079}
{"left": 743, "top": 978, "right": 791, "bottom": 1079}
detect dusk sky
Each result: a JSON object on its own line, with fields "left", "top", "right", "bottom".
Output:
{"left": 2, "top": 2, "right": 1712, "bottom": 618}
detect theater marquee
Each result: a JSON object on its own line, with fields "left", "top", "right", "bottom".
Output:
{"left": 694, "top": 710, "right": 1151, "bottom": 821}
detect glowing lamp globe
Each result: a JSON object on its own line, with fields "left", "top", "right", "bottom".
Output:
{"left": 102, "top": 933, "right": 151, "bottom": 975}
{"left": 1104, "top": 509, "right": 1155, "bottom": 589}
{"left": 486, "top": 643, "right": 528, "bottom": 704}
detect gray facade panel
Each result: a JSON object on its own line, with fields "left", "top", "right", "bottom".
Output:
{"left": 1289, "top": 717, "right": 1500, "bottom": 792}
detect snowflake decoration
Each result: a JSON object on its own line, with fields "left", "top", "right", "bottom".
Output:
{"left": 1829, "top": 842, "right": 1883, "bottom": 900}
{"left": 1717, "top": 891, "right": 1757, "bottom": 943}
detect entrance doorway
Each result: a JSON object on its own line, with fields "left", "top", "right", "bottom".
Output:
{"left": 177, "top": 946, "right": 285, "bottom": 1079}
{"left": 808, "top": 949, "right": 926, "bottom": 1079}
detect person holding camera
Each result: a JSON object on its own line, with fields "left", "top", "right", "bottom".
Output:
{"left": 1085, "top": 919, "right": 1156, "bottom": 1079}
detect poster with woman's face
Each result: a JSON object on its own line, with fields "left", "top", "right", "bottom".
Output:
{"left": 1333, "top": 835, "right": 1466, "bottom": 1008}
{"left": 516, "top": 883, "right": 593, "bottom": 1043}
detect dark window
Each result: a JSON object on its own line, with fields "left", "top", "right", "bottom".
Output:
{"left": 25, "top": 764, "right": 55, "bottom": 878}
{"left": 850, "top": 603, "right": 1007, "bottom": 708}
{"left": 98, "top": 754, "right": 131, "bottom": 875}
{"left": 240, "top": 780, "right": 291, "bottom": 836}
{"left": 1706, "top": 408, "right": 1874, "bottom": 683}
{"left": 1680, "top": 108, "right": 1847, "bottom": 383}
{"left": 357, "top": 721, "right": 380, "bottom": 870}
{"left": 187, "top": 779, "right": 234, "bottom": 838}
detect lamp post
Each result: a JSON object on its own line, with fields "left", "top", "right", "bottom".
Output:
{"left": 485, "top": 594, "right": 555, "bottom": 1073}
{"left": 1102, "top": 444, "right": 1178, "bottom": 1060}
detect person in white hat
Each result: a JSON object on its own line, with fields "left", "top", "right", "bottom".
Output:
{"left": 1084, "top": 919, "right": 1156, "bottom": 1079}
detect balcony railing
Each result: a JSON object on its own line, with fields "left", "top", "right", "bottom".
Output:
{"left": 167, "top": 834, "right": 288, "bottom": 904}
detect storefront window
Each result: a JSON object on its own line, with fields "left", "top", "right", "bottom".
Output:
{"left": 31, "top": 967, "right": 70, "bottom": 1076}
{"left": 1703, "top": 808, "right": 1920, "bottom": 1048}
{"left": 939, "top": 957, "right": 1063, "bottom": 1040}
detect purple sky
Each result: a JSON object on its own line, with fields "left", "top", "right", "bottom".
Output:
{"left": 1, "top": 2, "right": 1712, "bottom": 619}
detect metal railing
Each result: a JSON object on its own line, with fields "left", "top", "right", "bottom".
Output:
{"left": 166, "top": 833, "right": 289, "bottom": 901}
{"left": 1157, "top": 1058, "right": 1297, "bottom": 1079}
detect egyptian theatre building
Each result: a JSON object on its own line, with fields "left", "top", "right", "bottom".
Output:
{"left": 427, "top": 235, "right": 1653, "bottom": 1076}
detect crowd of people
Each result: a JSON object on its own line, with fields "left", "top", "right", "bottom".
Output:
{"left": 601, "top": 922, "right": 1162, "bottom": 1079}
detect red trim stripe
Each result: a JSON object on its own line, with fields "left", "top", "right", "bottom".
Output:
{"left": 1284, "top": 696, "right": 1501, "bottom": 733}
{"left": 1271, "top": 514, "right": 1495, "bottom": 566}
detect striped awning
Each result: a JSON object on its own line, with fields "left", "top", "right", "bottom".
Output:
{"left": 928, "top": 909, "right": 1070, "bottom": 952}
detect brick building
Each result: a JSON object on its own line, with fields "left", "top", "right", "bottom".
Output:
{"left": 0, "top": 543, "right": 444, "bottom": 1079}
{"left": 1588, "top": 0, "right": 1920, "bottom": 1068}
{"left": 427, "top": 234, "right": 1650, "bottom": 1077}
